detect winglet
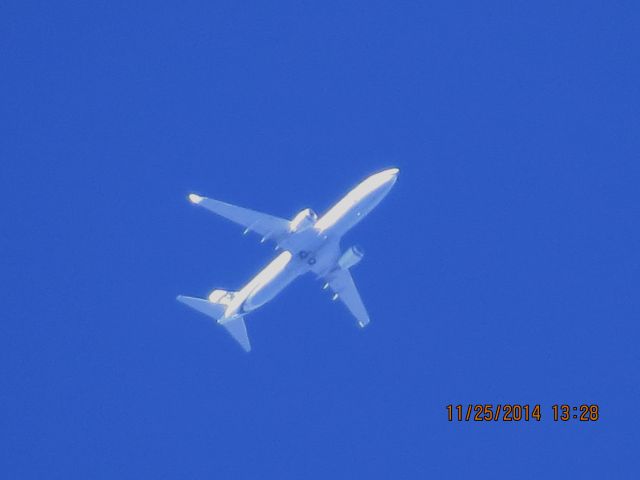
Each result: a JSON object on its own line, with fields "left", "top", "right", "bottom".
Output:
{"left": 188, "top": 193, "right": 204, "bottom": 204}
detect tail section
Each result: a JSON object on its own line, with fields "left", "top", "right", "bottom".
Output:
{"left": 176, "top": 294, "right": 251, "bottom": 352}
{"left": 219, "top": 316, "right": 250, "bottom": 352}
{"left": 208, "top": 289, "right": 235, "bottom": 306}
{"left": 177, "top": 295, "right": 226, "bottom": 320}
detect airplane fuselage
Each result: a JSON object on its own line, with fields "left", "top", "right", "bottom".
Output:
{"left": 226, "top": 168, "right": 399, "bottom": 318}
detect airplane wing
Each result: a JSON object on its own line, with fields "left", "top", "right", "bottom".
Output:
{"left": 323, "top": 268, "right": 370, "bottom": 327}
{"left": 188, "top": 194, "right": 291, "bottom": 245}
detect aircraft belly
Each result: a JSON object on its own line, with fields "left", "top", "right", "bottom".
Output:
{"left": 244, "top": 262, "right": 304, "bottom": 310}
{"left": 325, "top": 191, "right": 386, "bottom": 236}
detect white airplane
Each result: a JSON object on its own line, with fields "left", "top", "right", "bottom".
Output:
{"left": 177, "top": 167, "right": 400, "bottom": 351}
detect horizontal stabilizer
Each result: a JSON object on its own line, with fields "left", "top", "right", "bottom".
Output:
{"left": 177, "top": 295, "right": 225, "bottom": 320}
{"left": 177, "top": 295, "right": 251, "bottom": 352}
{"left": 220, "top": 317, "right": 251, "bottom": 352}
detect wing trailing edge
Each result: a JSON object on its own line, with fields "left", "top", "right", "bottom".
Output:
{"left": 322, "top": 268, "right": 371, "bottom": 327}
{"left": 188, "top": 194, "right": 291, "bottom": 247}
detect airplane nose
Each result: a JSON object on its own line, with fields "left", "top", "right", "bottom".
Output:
{"left": 383, "top": 167, "right": 399, "bottom": 184}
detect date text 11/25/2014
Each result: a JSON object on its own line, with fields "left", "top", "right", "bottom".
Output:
{"left": 446, "top": 404, "right": 599, "bottom": 422}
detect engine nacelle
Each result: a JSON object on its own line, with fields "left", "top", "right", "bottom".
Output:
{"left": 338, "top": 245, "right": 364, "bottom": 270}
{"left": 290, "top": 208, "right": 318, "bottom": 232}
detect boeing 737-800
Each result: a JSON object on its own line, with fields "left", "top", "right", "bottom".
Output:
{"left": 177, "top": 167, "right": 400, "bottom": 351}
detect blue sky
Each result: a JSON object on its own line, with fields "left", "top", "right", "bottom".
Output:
{"left": 2, "top": 1, "right": 639, "bottom": 478}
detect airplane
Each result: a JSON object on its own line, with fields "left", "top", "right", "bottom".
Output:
{"left": 177, "top": 167, "right": 400, "bottom": 351}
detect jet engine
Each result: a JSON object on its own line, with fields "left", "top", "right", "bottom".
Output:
{"left": 290, "top": 208, "right": 318, "bottom": 232}
{"left": 338, "top": 245, "right": 364, "bottom": 269}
